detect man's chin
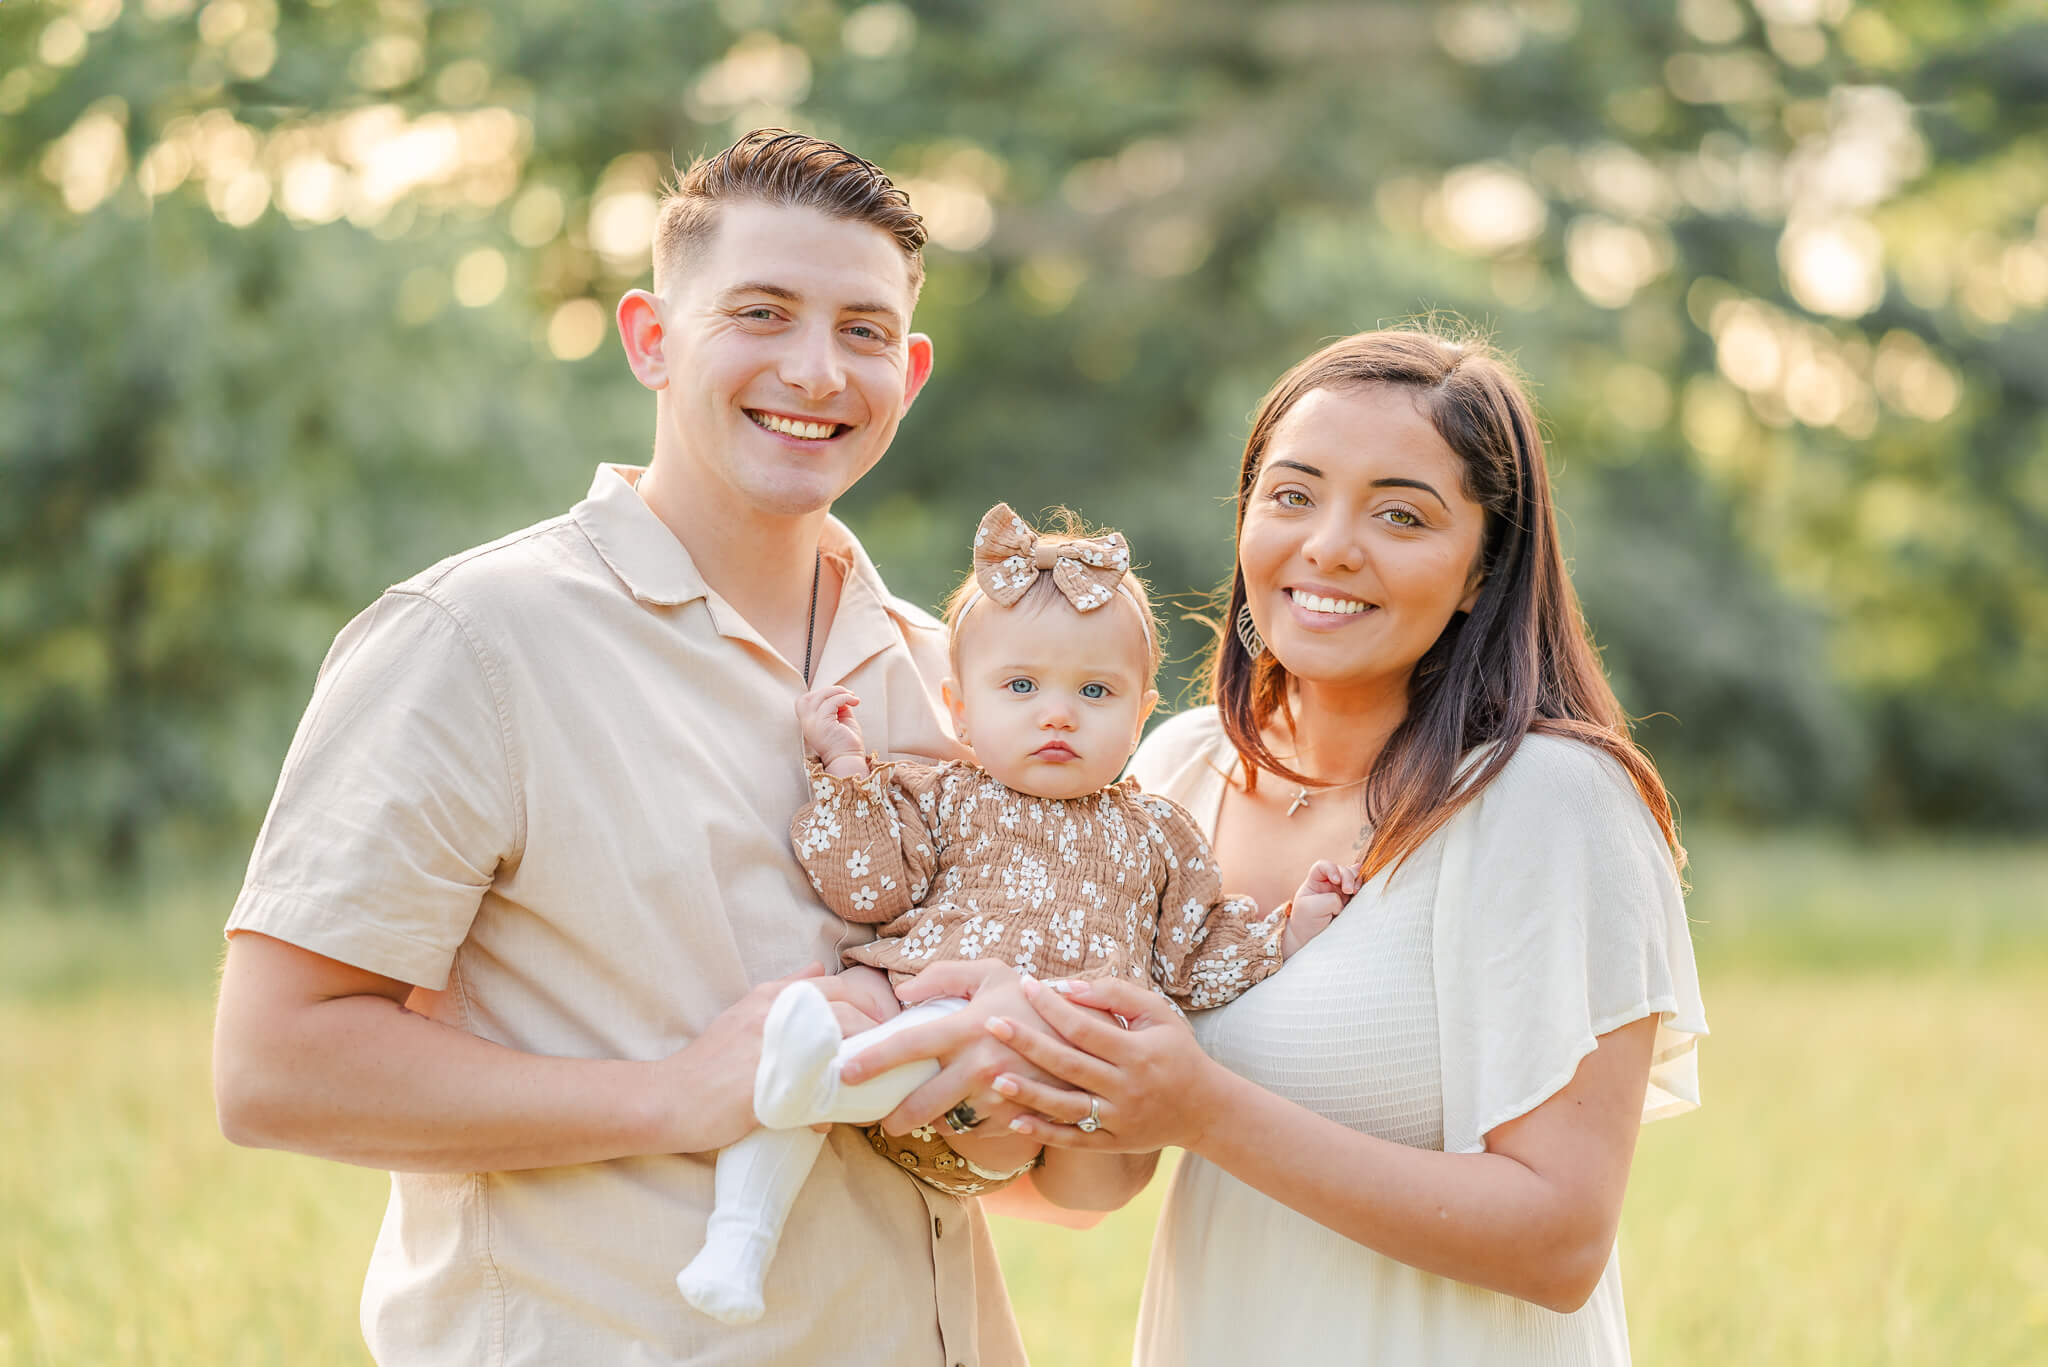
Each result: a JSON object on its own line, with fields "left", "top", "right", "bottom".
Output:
{"left": 736, "top": 472, "right": 856, "bottom": 521}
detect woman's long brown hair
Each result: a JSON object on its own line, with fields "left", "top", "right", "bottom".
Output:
{"left": 1201, "top": 327, "right": 1682, "bottom": 881}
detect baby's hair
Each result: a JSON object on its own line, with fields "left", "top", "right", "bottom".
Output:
{"left": 943, "top": 506, "right": 1163, "bottom": 678}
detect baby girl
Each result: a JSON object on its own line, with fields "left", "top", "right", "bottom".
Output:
{"left": 677, "top": 503, "right": 1358, "bottom": 1323}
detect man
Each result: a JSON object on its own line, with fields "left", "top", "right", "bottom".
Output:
{"left": 213, "top": 130, "right": 1037, "bottom": 1365}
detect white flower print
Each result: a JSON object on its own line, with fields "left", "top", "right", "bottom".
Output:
{"left": 851, "top": 885, "right": 878, "bottom": 913}
{"left": 845, "top": 849, "right": 872, "bottom": 878}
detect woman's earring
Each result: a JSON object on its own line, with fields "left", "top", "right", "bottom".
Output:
{"left": 1235, "top": 602, "right": 1267, "bottom": 660}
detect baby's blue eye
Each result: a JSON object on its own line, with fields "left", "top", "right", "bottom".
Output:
{"left": 1006, "top": 678, "right": 1036, "bottom": 694}
{"left": 1080, "top": 682, "right": 1110, "bottom": 700}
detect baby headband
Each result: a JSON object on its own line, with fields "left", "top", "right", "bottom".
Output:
{"left": 972, "top": 503, "right": 1132, "bottom": 613}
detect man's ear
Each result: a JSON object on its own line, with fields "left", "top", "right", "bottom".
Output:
{"left": 617, "top": 290, "right": 667, "bottom": 390}
{"left": 902, "top": 333, "right": 935, "bottom": 408}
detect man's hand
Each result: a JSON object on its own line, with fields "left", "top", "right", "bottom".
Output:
{"left": 654, "top": 968, "right": 889, "bottom": 1153}
{"left": 797, "top": 685, "right": 869, "bottom": 778}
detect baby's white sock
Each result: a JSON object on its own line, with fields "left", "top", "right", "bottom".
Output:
{"left": 676, "top": 1125, "right": 827, "bottom": 1324}
{"left": 754, "top": 983, "right": 969, "bottom": 1129}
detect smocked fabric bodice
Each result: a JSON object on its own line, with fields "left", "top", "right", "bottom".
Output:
{"left": 791, "top": 758, "right": 1285, "bottom": 1009}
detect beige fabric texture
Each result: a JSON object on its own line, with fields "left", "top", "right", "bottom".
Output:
{"left": 791, "top": 758, "right": 1288, "bottom": 1008}
{"left": 226, "top": 464, "right": 1026, "bottom": 1367}
{"left": 1127, "top": 708, "right": 1707, "bottom": 1367}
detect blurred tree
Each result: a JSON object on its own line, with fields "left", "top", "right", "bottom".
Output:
{"left": 2, "top": 0, "right": 2043, "bottom": 880}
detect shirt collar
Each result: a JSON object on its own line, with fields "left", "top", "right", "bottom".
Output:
{"left": 573, "top": 464, "right": 710, "bottom": 606}
{"left": 573, "top": 464, "right": 919, "bottom": 680}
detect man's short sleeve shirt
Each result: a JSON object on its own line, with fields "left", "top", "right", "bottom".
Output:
{"left": 228, "top": 464, "right": 1025, "bottom": 1367}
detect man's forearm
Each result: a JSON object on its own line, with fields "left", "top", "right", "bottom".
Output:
{"left": 216, "top": 989, "right": 679, "bottom": 1171}
{"left": 210, "top": 931, "right": 743, "bottom": 1172}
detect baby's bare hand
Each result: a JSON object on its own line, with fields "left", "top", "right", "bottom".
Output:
{"left": 1282, "top": 860, "right": 1360, "bottom": 956}
{"left": 797, "top": 685, "right": 866, "bottom": 770}
{"left": 1297, "top": 858, "right": 1361, "bottom": 901}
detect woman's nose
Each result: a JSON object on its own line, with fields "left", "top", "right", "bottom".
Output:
{"left": 1301, "top": 511, "right": 1366, "bottom": 572}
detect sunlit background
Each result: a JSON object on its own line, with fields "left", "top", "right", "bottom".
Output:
{"left": 3, "top": 1, "right": 2044, "bottom": 1363}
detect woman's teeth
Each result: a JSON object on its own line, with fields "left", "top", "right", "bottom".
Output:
{"left": 749, "top": 411, "right": 841, "bottom": 440}
{"left": 1290, "top": 591, "right": 1372, "bottom": 615}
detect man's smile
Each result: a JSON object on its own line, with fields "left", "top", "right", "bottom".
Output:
{"left": 747, "top": 409, "right": 849, "bottom": 441}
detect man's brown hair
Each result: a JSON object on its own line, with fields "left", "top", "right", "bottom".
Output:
{"left": 652, "top": 128, "right": 926, "bottom": 298}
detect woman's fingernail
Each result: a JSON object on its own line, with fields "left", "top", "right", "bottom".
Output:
{"left": 1020, "top": 978, "right": 1042, "bottom": 998}
{"left": 992, "top": 1074, "right": 1019, "bottom": 1097}
{"left": 1048, "top": 979, "right": 1082, "bottom": 996}
{"left": 1008, "top": 1117, "right": 1031, "bottom": 1133}
{"left": 986, "top": 1016, "right": 1015, "bottom": 1041}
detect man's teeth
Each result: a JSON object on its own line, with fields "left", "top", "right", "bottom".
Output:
{"left": 1292, "top": 591, "right": 1372, "bottom": 615}
{"left": 750, "top": 411, "right": 840, "bottom": 440}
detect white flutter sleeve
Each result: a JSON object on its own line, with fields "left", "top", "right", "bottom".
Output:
{"left": 1430, "top": 734, "right": 1708, "bottom": 1156}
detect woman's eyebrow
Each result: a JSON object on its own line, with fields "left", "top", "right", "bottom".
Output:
{"left": 1267, "top": 459, "right": 1323, "bottom": 478}
{"left": 1373, "top": 477, "right": 1449, "bottom": 511}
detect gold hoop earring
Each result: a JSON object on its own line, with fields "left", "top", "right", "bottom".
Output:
{"left": 1235, "top": 602, "right": 1267, "bottom": 660}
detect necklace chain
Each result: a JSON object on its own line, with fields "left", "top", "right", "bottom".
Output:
{"left": 1286, "top": 774, "right": 1369, "bottom": 818}
{"left": 801, "top": 548, "right": 821, "bottom": 685}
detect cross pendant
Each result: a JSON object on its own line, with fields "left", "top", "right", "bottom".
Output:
{"left": 1287, "top": 787, "right": 1310, "bottom": 818}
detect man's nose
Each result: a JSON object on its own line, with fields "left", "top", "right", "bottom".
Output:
{"left": 779, "top": 322, "right": 847, "bottom": 400}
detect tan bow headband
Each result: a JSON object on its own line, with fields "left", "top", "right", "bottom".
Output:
{"left": 971, "top": 503, "right": 1132, "bottom": 614}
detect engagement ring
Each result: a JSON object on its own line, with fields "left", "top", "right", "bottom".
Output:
{"left": 1077, "top": 1095, "right": 1103, "bottom": 1133}
{"left": 942, "top": 1101, "right": 983, "bottom": 1134}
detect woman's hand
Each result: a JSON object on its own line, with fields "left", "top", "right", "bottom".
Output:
{"left": 841, "top": 959, "right": 1057, "bottom": 1138}
{"left": 985, "top": 976, "right": 1228, "bottom": 1154}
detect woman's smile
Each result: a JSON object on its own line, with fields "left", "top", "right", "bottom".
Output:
{"left": 1283, "top": 585, "right": 1380, "bottom": 626}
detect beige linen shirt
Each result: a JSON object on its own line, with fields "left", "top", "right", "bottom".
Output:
{"left": 228, "top": 464, "right": 1028, "bottom": 1367}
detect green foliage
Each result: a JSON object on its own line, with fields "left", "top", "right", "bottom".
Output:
{"left": 4, "top": 0, "right": 2045, "bottom": 872}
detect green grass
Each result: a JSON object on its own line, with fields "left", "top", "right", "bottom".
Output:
{"left": 3, "top": 828, "right": 2045, "bottom": 1366}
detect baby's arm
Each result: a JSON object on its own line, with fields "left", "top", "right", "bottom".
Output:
{"left": 1143, "top": 795, "right": 1290, "bottom": 1009}
{"left": 789, "top": 696, "right": 946, "bottom": 926}
{"left": 1282, "top": 859, "right": 1361, "bottom": 957}
{"left": 798, "top": 685, "right": 871, "bottom": 779}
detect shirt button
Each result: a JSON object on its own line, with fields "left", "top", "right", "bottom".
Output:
{"left": 933, "top": 1215, "right": 945, "bottom": 1238}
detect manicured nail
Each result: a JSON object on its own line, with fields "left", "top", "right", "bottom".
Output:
{"left": 1008, "top": 1117, "right": 1031, "bottom": 1133}
{"left": 1047, "top": 979, "right": 1078, "bottom": 994}
{"left": 986, "top": 1016, "right": 1015, "bottom": 1042}
{"left": 1020, "top": 977, "right": 1042, "bottom": 998}
{"left": 992, "top": 1074, "right": 1020, "bottom": 1097}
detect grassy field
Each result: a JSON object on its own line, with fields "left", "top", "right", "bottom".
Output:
{"left": 3, "top": 828, "right": 2045, "bottom": 1366}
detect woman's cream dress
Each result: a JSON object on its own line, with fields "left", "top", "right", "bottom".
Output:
{"left": 1129, "top": 709, "right": 1708, "bottom": 1366}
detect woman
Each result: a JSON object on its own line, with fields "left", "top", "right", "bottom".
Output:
{"left": 871, "top": 327, "right": 1707, "bottom": 1363}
